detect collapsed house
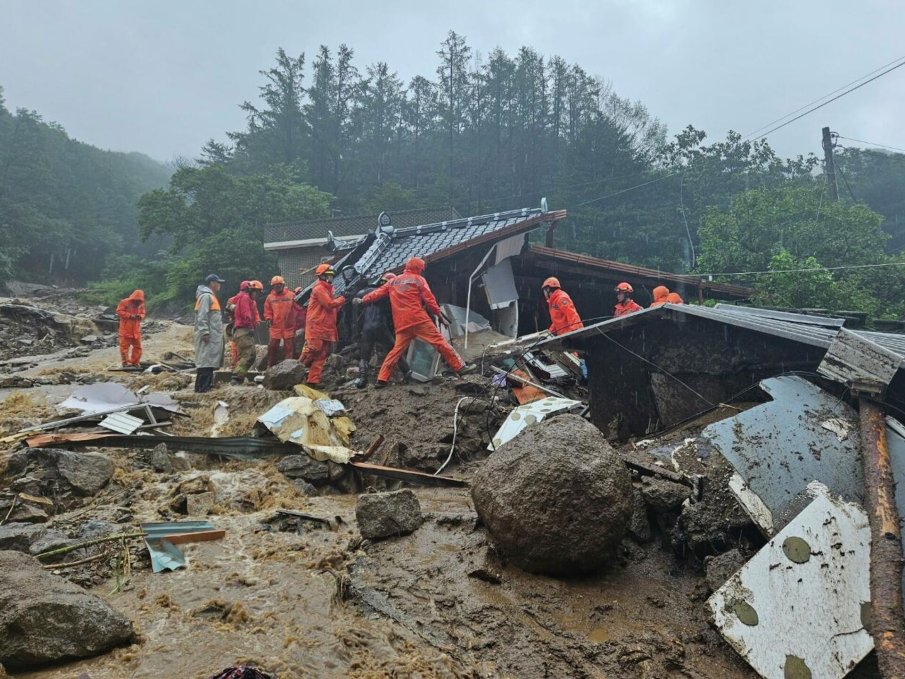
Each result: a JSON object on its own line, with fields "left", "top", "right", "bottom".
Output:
{"left": 277, "top": 205, "right": 749, "bottom": 344}
{"left": 538, "top": 302, "right": 905, "bottom": 678}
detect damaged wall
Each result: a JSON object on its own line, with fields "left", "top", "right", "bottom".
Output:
{"left": 581, "top": 315, "right": 828, "bottom": 439}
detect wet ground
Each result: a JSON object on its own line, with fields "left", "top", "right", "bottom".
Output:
{"left": 0, "top": 301, "right": 761, "bottom": 678}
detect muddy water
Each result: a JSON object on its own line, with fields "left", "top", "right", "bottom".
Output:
{"left": 10, "top": 479, "right": 756, "bottom": 679}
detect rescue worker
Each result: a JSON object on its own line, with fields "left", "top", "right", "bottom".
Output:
{"left": 666, "top": 291, "right": 685, "bottom": 305}
{"left": 649, "top": 285, "right": 670, "bottom": 308}
{"left": 614, "top": 282, "right": 643, "bottom": 317}
{"left": 356, "top": 257, "right": 475, "bottom": 388}
{"left": 232, "top": 279, "right": 261, "bottom": 382}
{"left": 224, "top": 289, "right": 240, "bottom": 368}
{"left": 289, "top": 286, "right": 307, "bottom": 358}
{"left": 353, "top": 272, "right": 410, "bottom": 389}
{"left": 194, "top": 274, "right": 226, "bottom": 393}
{"left": 115, "top": 289, "right": 145, "bottom": 367}
{"left": 301, "top": 264, "right": 346, "bottom": 386}
{"left": 541, "top": 277, "right": 584, "bottom": 336}
{"left": 264, "top": 275, "right": 295, "bottom": 366}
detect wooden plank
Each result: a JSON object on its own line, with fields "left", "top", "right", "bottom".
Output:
{"left": 148, "top": 529, "right": 226, "bottom": 545}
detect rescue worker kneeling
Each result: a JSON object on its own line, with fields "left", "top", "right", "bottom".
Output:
{"left": 355, "top": 257, "right": 475, "bottom": 388}
{"left": 232, "top": 280, "right": 261, "bottom": 382}
{"left": 301, "top": 264, "right": 345, "bottom": 386}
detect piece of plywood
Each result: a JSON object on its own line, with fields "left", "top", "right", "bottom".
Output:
{"left": 707, "top": 491, "right": 872, "bottom": 679}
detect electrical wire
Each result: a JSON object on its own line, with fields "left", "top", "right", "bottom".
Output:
{"left": 434, "top": 396, "right": 471, "bottom": 475}
{"left": 694, "top": 260, "right": 905, "bottom": 279}
{"left": 836, "top": 135, "right": 905, "bottom": 155}
{"left": 743, "top": 54, "right": 905, "bottom": 139}
{"left": 749, "top": 58, "right": 905, "bottom": 141}
{"left": 571, "top": 173, "right": 678, "bottom": 208}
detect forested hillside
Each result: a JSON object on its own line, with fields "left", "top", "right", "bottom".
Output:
{"left": 0, "top": 87, "right": 171, "bottom": 285}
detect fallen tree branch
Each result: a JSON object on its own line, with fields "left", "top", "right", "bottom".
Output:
{"left": 859, "top": 397, "right": 905, "bottom": 677}
{"left": 42, "top": 550, "right": 111, "bottom": 570}
{"left": 34, "top": 532, "right": 145, "bottom": 560}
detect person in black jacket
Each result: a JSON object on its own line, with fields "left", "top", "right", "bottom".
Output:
{"left": 353, "top": 272, "right": 410, "bottom": 388}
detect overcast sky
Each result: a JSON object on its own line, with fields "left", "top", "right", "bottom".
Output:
{"left": 1, "top": 0, "right": 903, "bottom": 164}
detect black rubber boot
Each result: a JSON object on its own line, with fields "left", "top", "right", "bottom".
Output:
{"left": 356, "top": 360, "right": 368, "bottom": 389}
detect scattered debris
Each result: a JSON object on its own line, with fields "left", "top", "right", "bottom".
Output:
{"left": 262, "top": 358, "right": 307, "bottom": 390}
{"left": 141, "top": 521, "right": 225, "bottom": 573}
{"left": 257, "top": 395, "right": 356, "bottom": 463}
{"left": 487, "top": 395, "right": 583, "bottom": 450}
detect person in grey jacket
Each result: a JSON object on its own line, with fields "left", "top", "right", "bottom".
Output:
{"left": 194, "top": 274, "right": 226, "bottom": 393}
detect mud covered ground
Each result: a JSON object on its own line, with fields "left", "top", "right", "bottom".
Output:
{"left": 0, "top": 294, "right": 769, "bottom": 678}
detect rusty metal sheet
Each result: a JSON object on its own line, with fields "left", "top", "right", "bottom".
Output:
{"left": 818, "top": 327, "right": 901, "bottom": 393}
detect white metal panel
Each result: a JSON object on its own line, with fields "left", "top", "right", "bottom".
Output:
{"left": 707, "top": 491, "right": 872, "bottom": 679}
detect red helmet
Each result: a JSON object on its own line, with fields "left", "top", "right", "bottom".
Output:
{"left": 542, "top": 277, "right": 561, "bottom": 290}
{"left": 239, "top": 280, "right": 250, "bottom": 291}
{"left": 405, "top": 257, "right": 425, "bottom": 273}
{"left": 615, "top": 282, "right": 634, "bottom": 294}
{"left": 383, "top": 272, "right": 396, "bottom": 280}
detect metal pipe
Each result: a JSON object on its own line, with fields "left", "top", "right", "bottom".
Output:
{"left": 859, "top": 397, "right": 905, "bottom": 677}
{"left": 464, "top": 243, "right": 497, "bottom": 349}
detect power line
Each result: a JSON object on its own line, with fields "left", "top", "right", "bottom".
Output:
{"left": 836, "top": 135, "right": 905, "bottom": 154}
{"left": 749, "top": 57, "right": 905, "bottom": 142}
{"left": 571, "top": 172, "right": 678, "bottom": 208}
{"left": 744, "top": 54, "right": 905, "bottom": 139}
{"left": 696, "top": 261, "right": 905, "bottom": 279}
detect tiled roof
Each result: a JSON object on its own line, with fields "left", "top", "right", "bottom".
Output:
{"left": 330, "top": 207, "right": 560, "bottom": 295}
{"left": 264, "top": 206, "right": 460, "bottom": 244}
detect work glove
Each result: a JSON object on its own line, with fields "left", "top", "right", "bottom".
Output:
{"left": 352, "top": 298, "right": 362, "bottom": 306}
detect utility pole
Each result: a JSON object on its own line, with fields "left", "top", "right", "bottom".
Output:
{"left": 822, "top": 126, "right": 839, "bottom": 202}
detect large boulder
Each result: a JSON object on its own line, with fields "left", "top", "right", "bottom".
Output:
{"left": 471, "top": 414, "right": 633, "bottom": 576}
{"left": 263, "top": 359, "right": 308, "bottom": 390}
{"left": 356, "top": 489, "right": 423, "bottom": 541}
{"left": 3, "top": 449, "right": 113, "bottom": 511}
{"left": 0, "top": 550, "right": 134, "bottom": 669}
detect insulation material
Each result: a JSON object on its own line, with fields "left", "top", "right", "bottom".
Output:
{"left": 488, "top": 396, "right": 583, "bottom": 450}
{"left": 707, "top": 489, "right": 872, "bottom": 679}
{"left": 257, "top": 396, "right": 355, "bottom": 463}
{"left": 99, "top": 411, "right": 144, "bottom": 435}
{"left": 59, "top": 382, "right": 182, "bottom": 415}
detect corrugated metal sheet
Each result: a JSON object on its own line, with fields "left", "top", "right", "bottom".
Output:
{"left": 99, "top": 411, "right": 144, "bottom": 434}
{"left": 541, "top": 303, "right": 905, "bottom": 369}
{"left": 817, "top": 328, "right": 901, "bottom": 392}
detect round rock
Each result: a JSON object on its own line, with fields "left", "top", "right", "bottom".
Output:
{"left": 471, "top": 414, "right": 633, "bottom": 576}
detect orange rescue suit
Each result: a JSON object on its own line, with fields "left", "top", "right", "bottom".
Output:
{"left": 116, "top": 289, "right": 145, "bottom": 366}
{"left": 649, "top": 286, "right": 669, "bottom": 308}
{"left": 546, "top": 288, "right": 584, "bottom": 336}
{"left": 264, "top": 288, "right": 295, "bottom": 340}
{"left": 305, "top": 280, "right": 345, "bottom": 341}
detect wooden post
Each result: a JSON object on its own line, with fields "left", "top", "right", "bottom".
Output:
{"left": 859, "top": 397, "right": 905, "bottom": 677}
{"left": 822, "top": 126, "right": 840, "bottom": 203}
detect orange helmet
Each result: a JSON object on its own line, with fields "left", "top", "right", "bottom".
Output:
{"left": 249, "top": 280, "right": 264, "bottom": 291}
{"left": 615, "top": 282, "right": 634, "bottom": 294}
{"left": 405, "top": 257, "right": 425, "bottom": 273}
{"left": 239, "top": 280, "right": 251, "bottom": 291}
{"left": 270, "top": 275, "right": 285, "bottom": 286}
{"left": 315, "top": 263, "right": 335, "bottom": 277}
{"left": 542, "top": 277, "right": 561, "bottom": 290}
